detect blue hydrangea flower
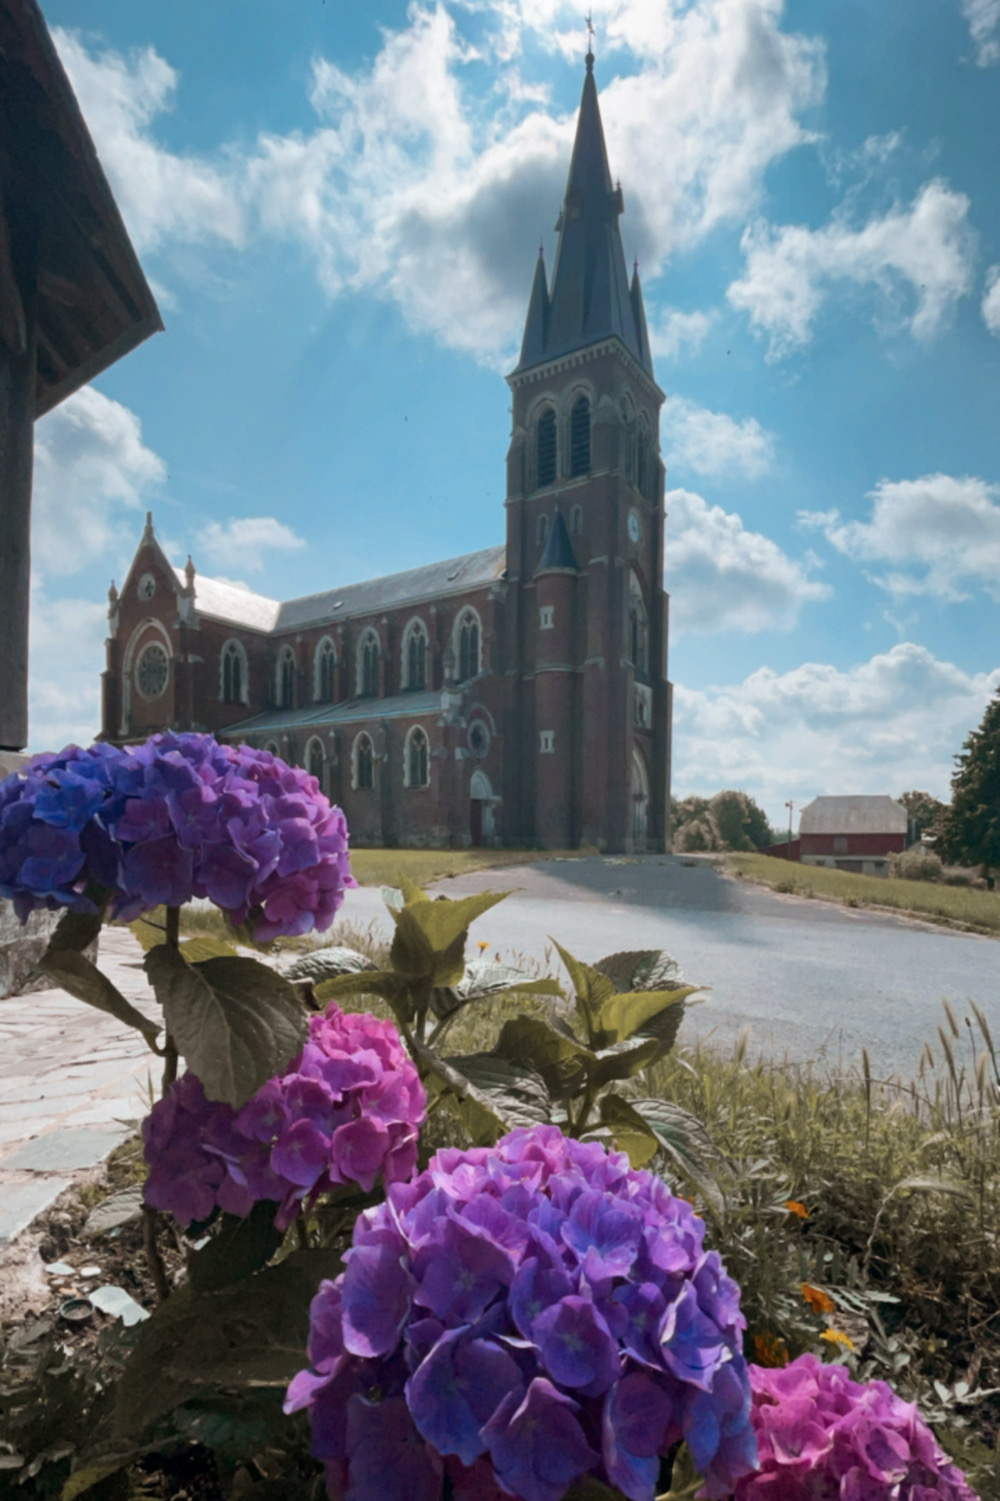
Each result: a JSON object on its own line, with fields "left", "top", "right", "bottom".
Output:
{"left": 286, "top": 1124, "right": 758, "bottom": 1501}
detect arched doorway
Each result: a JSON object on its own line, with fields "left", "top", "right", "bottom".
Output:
{"left": 631, "top": 746, "right": 649, "bottom": 851}
{"left": 470, "top": 769, "right": 494, "bottom": 847}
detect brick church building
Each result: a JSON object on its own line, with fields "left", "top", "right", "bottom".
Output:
{"left": 101, "top": 54, "right": 674, "bottom": 852}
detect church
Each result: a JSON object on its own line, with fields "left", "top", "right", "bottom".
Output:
{"left": 101, "top": 54, "right": 674, "bottom": 853}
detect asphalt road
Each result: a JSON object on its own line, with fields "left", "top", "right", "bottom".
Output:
{"left": 337, "top": 855, "right": 999, "bottom": 1082}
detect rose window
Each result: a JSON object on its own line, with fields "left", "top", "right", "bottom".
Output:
{"left": 136, "top": 642, "right": 169, "bottom": 699}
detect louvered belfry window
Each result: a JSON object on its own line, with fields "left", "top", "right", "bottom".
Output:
{"left": 536, "top": 408, "right": 556, "bottom": 488}
{"left": 570, "top": 395, "right": 591, "bottom": 476}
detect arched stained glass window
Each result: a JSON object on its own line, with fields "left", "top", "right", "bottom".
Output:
{"left": 355, "top": 733, "right": 375, "bottom": 791}
{"left": 278, "top": 647, "right": 295, "bottom": 709}
{"left": 316, "top": 638, "right": 336, "bottom": 703}
{"left": 359, "top": 631, "right": 380, "bottom": 697}
{"left": 221, "top": 640, "right": 246, "bottom": 704}
{"left": 456, "top": 609, "right": 480, "bottom": 682}
{"left": 637, "top": 423, "right": 649, "bottom": 497}
{"left": 570, "top": 395, "right": 591, "bottom": 477}
{"left": 536, "top": 408, "right": 556, "bottom": 488}
{"left": 406, "top": 727, "right": 430, "bottom": 788}
{"left": 306, "top": 738, "right": 325, "bottom": 782}
{"left": 405, "top": 620, "right": 428, "bottom": 690}
{"left": 628, "top": 572, "right": 649, "bottom": 675}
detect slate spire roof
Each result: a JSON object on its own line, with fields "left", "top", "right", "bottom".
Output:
{"left": 515, "top": 53, "right": 653, "bottom": 376}
{"left": 536, "top": 507, "right": 579, "bottom": 573}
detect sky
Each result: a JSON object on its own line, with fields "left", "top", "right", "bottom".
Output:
{"left": 28, "top": 0, "right": 1000, "bottom": 828}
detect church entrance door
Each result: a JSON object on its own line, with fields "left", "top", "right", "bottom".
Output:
{"left": 470, "top": 769, "right": 493, "bottom": 847}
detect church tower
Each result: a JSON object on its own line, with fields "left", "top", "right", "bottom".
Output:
{"left": 502, "top": 50, "right": 672, "bottom": 852}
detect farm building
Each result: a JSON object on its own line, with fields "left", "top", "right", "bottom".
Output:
{"left": 797, "top": 795, "right": 907, "bottom": 877}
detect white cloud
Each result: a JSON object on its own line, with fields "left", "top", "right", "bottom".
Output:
{"left": 53, "top": 28, "right": 244, "bottom": 253}
{"left": 673, "top": 643, "right": 1000, "bottom": 822}
{"left": 649, "top": 307, "right": 715, "bottom": 360}
{"left": 195, "top": 517, "right": 306, "bottom": 574}
{"left": 26, "top": 592, "right": 108, "bottom": 753}
{"left": 662, "top": 397, "right": 774, "bottom": 480}
{"left": 32, "top": 388, "right": 166, "bottom": 579}
{"left": 55, "top": 1, "right": 825, "bottom": 365}
{"left": 727, "top": 181, "right": 976, "bottom": 357}
{"left": 982, "top": 265, "right": 1000, "bottom": 334}
{"left": 665, "top": 487, "right": 829, "bottom": 635}
{"left": 799, "top": 473, "right": 1000, "bottom": 601}
{"left": 961, "top": 0, "right": 1000, "bottom": 65}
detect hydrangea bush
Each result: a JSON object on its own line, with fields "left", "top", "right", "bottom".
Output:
{"left": 740, "top": 1354, "right": 978, "bottom": 1501}
{"left": 143, "top": 1003, "right": 425, "bottom": 1230}
{"left": 285, "top": 1124, "right": 759, "bottom": 1501}
{"left": 0, "top": 733, "right": 353, "bottom": 939}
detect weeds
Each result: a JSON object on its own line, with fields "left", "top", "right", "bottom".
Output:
{"left": 728, "top": 850, "right": 1000, "bottom": 934}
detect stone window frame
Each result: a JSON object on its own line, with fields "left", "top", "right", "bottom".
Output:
{"left": 401, "top": 616, "right": 429, "bottom": 691}
{"left": 314, "top": 636, "right": 336, "bottom": 703}
{"left": 403, "top": 724, "right": 431, "bottom": 789}
{"left": 539, "top": 729, "right": 555, "bottom": 754}
{"left": 454, "top": 606, "right": 482, "bottom": 683}
{"left": 305, "top": 735, "right": 326, "bottom": 783}
{"left": 357, "top": 627, "right": 381, "bottom": 698}
{"left": 220, "top": 638, "right": 249, "bottom": 705}
{"left": 276, "top": 645, "right": 296, "bottom": 709}
{"left": 135, "top": 640, "right": 170, "bottom": 701}
{"left": 540, "top": 605, "right": 554, "bottom": 630}
{"left": 352, "top": 731, "right": 376, "bottom": 792}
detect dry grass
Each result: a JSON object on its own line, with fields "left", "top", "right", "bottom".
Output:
{"left": 727, "top": 851, "right": 1000, "bottom": 936}
{"left": 346, "top": 846, "right": 580, "bottom": 888}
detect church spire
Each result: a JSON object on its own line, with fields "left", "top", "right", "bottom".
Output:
{"left": 518, "top": 246, "right": 550, "bottom": 369}
{"left": 514, "top": 56, "right": 653, "bottom": 375}
{"left": 630, "top": 260, "right": 653, "bottom": 372}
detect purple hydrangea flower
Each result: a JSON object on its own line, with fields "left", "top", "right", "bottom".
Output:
{"left": 143, "top": 1003, "right": 424, "bottom": 1230}
{"left": 286, "top": 1124, "right": 758, "bottom": 1501}
{"left": 0, "top": 733, "right": 354, "bottom": 940}
{"left": 737, "top": 1354, "right": 978, "bottom": 1501}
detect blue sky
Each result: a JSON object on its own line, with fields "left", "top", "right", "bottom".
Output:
{"left": 30, "top": 0, "right": 1000, "bottom": 826}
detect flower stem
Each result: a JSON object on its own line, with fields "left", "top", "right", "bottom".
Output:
{"left": 143, "top": 1204, "right": 171, "bottom": 1303}
{"left": 160, "top": 905, "right": 180, "bottom": 1095}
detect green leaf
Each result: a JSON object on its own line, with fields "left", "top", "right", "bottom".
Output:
{"left": 596, "top": 1093, "right": 660, "bottom": 1168}
{"left": 391, "top": 889, "right": 509, "bottom": 986}
{"left": 551, "top": 940, "right": 615, "bottom": 1048}
{"left": 178, "top": 936, "right": 241, "bottom": 964}
{"left": 188, "top": 1201, "right": 285, "bottom": 1294}
{"left": 593, "top": 948, "right": 685, "bottom": 993}
{"left": 415, "top": 1045, "right": 510, "bottom": 1144}
{"left": 114, "top": 1251, "right": 331, "bottom": 1441}
{"left": 82, "top": 1187, "right": 144, "bottom": 1238}
{"left": 130, "top": 913, "right": 169, "bottom": 953}
{"left": 312, "top": 968, "right": 413, "bottom": 1031}
{"left": 61, "top": 1456, "right": 136, "bottom": 1500}
{"left": 47, "top": 906, "right": 105, "bottom": 956}
{"left": 493, "top": 1015, "right": 591, "bottom": 1102}
{"left": 595, "top": 987, "right": 697, "bottom": 1050}
{"left": 589, "top": 1035, "right": 662, "bottom": 1087}
{"left": 144, "top": 948, "right": 307, "bottom": 1109}
{"left": 37, "top": 949, "right": 160, "bottom": 1050}
{"left": 894, "top": 1173, "right": 972, "bottom": 1199}
{"left": 443, "top": 1053, "right": 551, "bottom": 1128}
{"left": 429, "top": 961, "right": 562, "bottom": 1021}
{"left": 563, "top": 1480, "right": 623, "bottom": 1501}
{"left": 171, "top": 1394, "right": 288, "bottom": 1459}
{"left": 628, "top": 1097, "right": 727, "bottom": 1219}
{"left": 284, "top": 946, "right": 377, "bottom": 982}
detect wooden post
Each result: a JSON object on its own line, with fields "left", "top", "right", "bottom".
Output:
{"left": 0, "top": 199, "right": 37, "bottom": 752}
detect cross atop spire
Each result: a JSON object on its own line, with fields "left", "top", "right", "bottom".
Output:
{"left": 585, "top": 9, "right": 595, "bottom": 68}
{"left": 513, "top": 55, "right": 654, "bottom": 376}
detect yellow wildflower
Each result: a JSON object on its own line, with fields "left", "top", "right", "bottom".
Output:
{"left": 801, "top": 1283, "right": 835, "bottom": 1315}
{"left": 821, "top": 1328, "right": 855, "bottom": 1351}
{"left": 477, "top": 940, "right": 490, "bottom": 952}
{"left": 785, "top": 1199, "right": 808, "bottom": 1220}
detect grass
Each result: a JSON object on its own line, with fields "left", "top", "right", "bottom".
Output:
{"left": 346, "top": 846, "right": 576, "bottom": 888}
{"left": 727, "top": 850, "right": 1000, "bottom": 935}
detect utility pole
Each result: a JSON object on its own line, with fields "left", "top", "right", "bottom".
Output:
{"left": 785, "top": 799, "right": 794, "bottom": 851}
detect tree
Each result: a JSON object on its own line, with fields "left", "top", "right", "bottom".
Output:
{"left": 935, "top": 691, "right": 1000, "bottom": 884}
{"left": 671, "top": 790, "right": 773, "bottom": 853}
{"left": 895, "top": 790, "right": 947, "bottom": 843}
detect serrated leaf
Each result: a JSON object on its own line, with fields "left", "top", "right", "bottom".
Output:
{"left": 391, "top": 890, "right": 510, "bottom": 988}
{"left": 188, "top": 1202, "right": 284, "bottom": 1294}
{"left": 47, "top": 906, "right": 105, "bottom": 956}
{"left": 130, "top": 913, "right": 169, "bottom": 953}
{"left": 284, "top": 946, "right": 377, "bottom": 982}
{"left": 596, "top": 1093, "right": 660, "bottom": 1168}
{"left": 589, "top": 1035, "right": 662, "bottom": 1087}
{"left": 38, "top": 949, "right": 160, "bottom": 1049}
{"left": 144, "top": 948, "right": 307, "bottom": 1109}
{"left": 595, "top": 988, "right": 697, "bottom": 1052}
{"left": 443, "top": 1053, "right": 551, "bottom": 1128}
{"left": 415, "top": 1046, "right": 510, "bottom": 1144}
{"left": 493, "top": 1015, "right": 591, "bottom": 1102}
{"left": 171, "top": 1394, "right": 288, "bottom": 1458}
{"left": 551, "top": 940, "right": 615, "bottom": 1048}
{"left": 430, "top": 962, "right": 563, "bottom": 1022}
{"left": 628, "top": 1097, "right": 727, "bottom": 1219}
{"left": 593, "top": 948, "right": 685, "bottom": 994}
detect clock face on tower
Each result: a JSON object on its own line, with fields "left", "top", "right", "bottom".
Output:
{"left": 627, "top": 509, "right": 642, "bottom": 545}
{"left": 138, "top": 572, "right": 157, "bottom": 601}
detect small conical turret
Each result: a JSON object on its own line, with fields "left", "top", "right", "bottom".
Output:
{"left": 518, "top": 247, "right": 550, "bottom": 370}
{"left": 536, "top": 508, "right": 578, "bottom": 574}
{"left": 184, "top": 556, "right": 196, "bottom": 594}
{"left": 630, "top": 261, "right": 653, "bottom": 374}
{"left": 141, "top": 511, "right": 155, "bottom": 543}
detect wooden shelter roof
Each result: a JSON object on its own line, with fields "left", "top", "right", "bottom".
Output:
{"left": 0, "top": 0, "right": 162, "bottom": 417}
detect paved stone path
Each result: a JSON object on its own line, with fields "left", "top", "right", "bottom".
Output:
{"left": 0, "top": 926, "right": 159, "bottom": 1245}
